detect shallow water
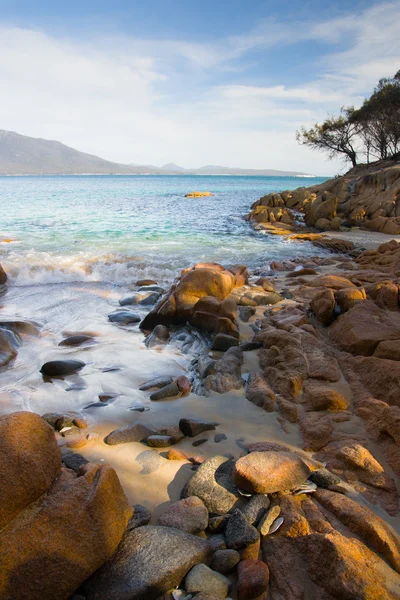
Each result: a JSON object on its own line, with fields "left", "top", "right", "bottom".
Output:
{"left": 0, "top": 174, "right": 326, "bottom": 284}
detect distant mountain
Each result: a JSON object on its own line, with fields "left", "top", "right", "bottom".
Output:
{"left": 0, "top": 130, "right": 315, "bottom": 177}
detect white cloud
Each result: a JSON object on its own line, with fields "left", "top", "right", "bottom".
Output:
{"left": 0, "top": 2, "right": 398, "bottom": 175}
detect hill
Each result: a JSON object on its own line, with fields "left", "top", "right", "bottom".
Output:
{"left": 0, "top": 130, "right": 314, "bottom": 176}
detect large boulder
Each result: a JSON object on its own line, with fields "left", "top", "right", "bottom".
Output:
{"left": 233, "top": 451, "right": 311, "bottom": 494}
{"left": 0, "top": 411, "right": 61, "bottom": 528}
{"left": 140, "top": 264, "right": 240, "bottom": 330}
{"left": 329, "top": 300, "right": 400, "bottom": 355}
{"left": 84, "top": 526, "right": 212, "bottom": 600}
{"left": 0, "top": 412, "right": 133, "bottom": 600}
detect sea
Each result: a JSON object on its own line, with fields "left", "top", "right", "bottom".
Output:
{"left": 0, "top": 174, "right": 328, "bottom": 285}
{"left": 0, "top": 174, "right": 329, "bottom": 442}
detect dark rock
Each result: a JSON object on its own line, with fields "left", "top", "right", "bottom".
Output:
{"left": 139, "top": 292, "right": 161, "bottom": 305}
{"left": 212, "top": 333, "right": 240, "bottom": 351}
{"left": 183, "top": 456, "right": 239, "bottom": 515}
{"left": 179, "top": 418, "right": 216, "bottom": 437}
{"left": 146, "top": 435, "right": 173, "bottom": 448}
{"left": 138, "top": 284, "right": 165, "bottom": 293}
{"left": 126, "top": 504, "right": 151, "bottom": 531}
{"left": 239, "top": 341, "right": 263, "bottom": 351}
{"left": 237, "top": 559, "right": 270, "bottom": 600}
{"left": 42, "top": 412, "right": 87, "bottom": 431}
{"left": 98, "top": 393, "right": 119, "bottom": 402}
{"left": 61, "top": 451, "right": 89, "bottom": 472}
{"left": 108, "top": 311, "right": 141, "bottom": 324}
{"left": 242, "top": 494, "right": 271, "bottom": 526}
{"left": 104, "top": 423, "right": 155, "bottom": 446}
{"left": 210, "top": 549, "right": 240, "bottom": 574}
{"left": 239, "top": 306, "right": 256, "bottom": 322}
{"left": 145, "top": 324, "right": 170, "bottom": 347}
{"left": 207, "top": 514, "right": 230, "bottom": 534}
{"left": 208, "top": 533, "right": 227, "bottom": 552}
{"left": 0, "top": 329, "right": 18, "bottom": 366}
{"left": 192, "top": 438, "right": 208, "bottom": 447}
{"left": 136, "top": 279, "right": 157, "bottom": 287}
{"left": 214, "top": 433, "right": 227, "bottom": 443}
{"left": 309, "top": 468, "right": 341, "bottom": 489}
{"left": 83, "top": 526, "right": 212, "bottom": 600}
{"left": 204, "top": 347, "right": 244, "bottom": 393}
{"left": 138, "top": 376, "right": 173, "bottom": 391}
{"left": 0, "top": 262, "right": 7, "bottom": 284}
{"left": 119, "top": 294, "right": 139, "bottom": 306}
{"left": 150, "top": 382, "right": 180, "bottom": 400}
{"left": 84, "top": 402, "right": 108, "bottom": 409}
{"left": 58, "top": 335, "right": 94, "bottom": 347}
{"left": 185, "top": 564, "right": 230, "bottom": 599}
{"left": 225, "top": 509, "right": 260, "bottom": 550}
{"left": 40, "top": 359, "right": 85, "bottom": 377}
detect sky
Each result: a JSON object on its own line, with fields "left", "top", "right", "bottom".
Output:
{"left": 0, "top": 0, "right": 398, "bottom": 175}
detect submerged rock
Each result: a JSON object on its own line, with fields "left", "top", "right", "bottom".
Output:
{"left": 40, "top": 359, "right": 85, "bottom": 376}
{"left": 83, "top": 526, "right": 212, "bottom": 600}
{"left": 58, "top": 335, "right": 94, "bottom": 346}
{"left": 138, "top": 375, "right": 173, "bottom": 391}
{"left": 108, "top": 311, "right": 141, "bottom": 325}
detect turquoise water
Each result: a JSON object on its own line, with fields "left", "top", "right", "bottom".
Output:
{"left": 0, "top": 174, "right": 328, "bottom": 285}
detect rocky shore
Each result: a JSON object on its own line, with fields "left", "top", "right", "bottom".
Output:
{"left": 1, "top": 173, "right": 400, "bottom": 599}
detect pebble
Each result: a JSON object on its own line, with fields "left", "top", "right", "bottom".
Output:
{"left": 214, "top": 433, "right": 227, "bottom": 443}
{"left": 192, "top": 438, "right": 208, "bottom": 447}
{"left": 179, "top": 418, "right": 216, "bottom": 437}
{"left": 258, "top": 505, "right": 281, "bottom": 536}
{"left": 185, "top": 564, "right": 230, "bottom": 599}
{"left": 242, "top": 494, "right": 271, "bottom": 525}
{"left": 108, "top": 311, "right": 141, "bottom": 324}
{"left": 139, "top": 376, "right": 173, "bottom": 391}
{"left": 147, "top": 435, "right": 174, "bottom": 448}
{"left": 150, "top": 382, "right": 180, "bottom": 400}
{"left": 210, "top": 549, "right": 240, "bottom": 574}
{"left": 225, "top": 509, "right": 260, "bottom": 550}
{"left": 40, "top": 359, "right": 85, "bottom": 377}
{"left": 268, "top": 516, "right": 284, "bottom": 534}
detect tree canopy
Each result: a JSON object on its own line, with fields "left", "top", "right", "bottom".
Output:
{"left": 296, "top": 71, "right": 400, "bottom": 167}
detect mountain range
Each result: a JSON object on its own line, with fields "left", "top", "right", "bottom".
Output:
{"left": 0, "top": 130, "right": 315, "bottom": 177}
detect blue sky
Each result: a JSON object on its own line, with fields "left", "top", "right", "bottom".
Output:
{"left": 0, "top": 0, "right": 398, "bottom": 174}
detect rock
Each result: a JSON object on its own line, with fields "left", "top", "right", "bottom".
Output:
{"left": 147, "top": 435, "right": 173, "bottom": 448}
{"left": 176, "top": 375, "right": 192, "bottom": 394}
{"left": 254, "top": 277, "right": 275, "bottom": 292}
{"left": 59, "top": 334, "right": 94, "bottom": 346}
{"left": 84, "top": 526, "right": 212, "bottom": 600}
{"left": 179, "top": 418, "right": 216, "bottom": 437}
{"left": 207, "top": 514, "right": 230, "bottom": 533}
{"left": 0, "top": 454, "right": 132, "bottom": 600}
{"left": 308, "top": 275, "right": 357, "bottom": 290}
{"left": 204, "top": 347, "right": 244, "bottom": 393}
{"left": 308, "top": 469, "right": 341, "bottom": 489}
{"left": 302, "top": 381, "right": 349, "bottom": 412}
{"left": 329, "top": 300, "right": 400, "bottom": 355}
{"left": 210, "top": 549, "right": 240, "bottom": 574}
{"left": 0, "top": 412, "right": 61, "bottom": 528}
{"left": 225, "top": 509, "right": 260, "bottom": 550}
{"left": 157, "top": 425, "right": 185, "bottom": 443}
{"left": 212, "top": 333, "right": 240, "bottom": 351}
{"left": 136, "top": 279, "right": 157, "bottom": 287}
{"left": 0, "top": 262, "right": 7, "bottom": 284}
{"left": 193, "top": 438, "right": 208, "bottom": 447}
{"left": 104, "top": 423, "right": 155, "bottom": 446}
{"left": 208, "top": 533, "right": 227, "bottom": 552}
{"left": 138, "top": 376, "right": 173, "bottom": 391}
{"left": 240, "top": 341, "right": 263, "bottom": 351}
{"left": 287, "top": 267, "right": 317, "bottom": 277}
{"left": 108, "top": 311, "right": 141, "bottom": 324}
{"left": 0, "top": 329, "right": 17, "bottom": 366}
{"left": 127, "top": 504, "right": 152, "bottom": 531}
{"left": 243, "top": 494, "right": 271, "bottom": 526}
{"left": 145, "top": 324, "right": 171, "bottom": 347}
{"left": 258, "top": 506, "right": 281, "bottom": 536}
{"left": 119, "top": 294, "right": 139, "bottom": 306}
{"left": 183, "top": 456, "right": 239, "bottom": 514}
{"left": 237, "top": 559, "right": 270, "bottom": 600}
{"left": 310, "top": 288, "right": 335, "bottom": 326}
{"left": 185, "top": 564, "right": 230, "bottom": 599}
{"left": 62, "top": 450, "right": 88, "bottom": 472}
{"left": 214, "top": 433, "right": 227, "bottom": 443}
{"left": 246, "top": 372, "right": 275, "bottom": 412}
{"left": 139, "top": 291, "right": 161, "bottom": 305}
{"left": 40, "top": 359, "right": 85, "bottom": 376}
{"left": 158, "top": 497, "right": 208, "bottom": 534}
{"left": 334, "top": 287, "right": 366, "bottom": 313}
{"left": 239, "top": 306, "right": 256, "bottom": 322}
{"left": 42, "top": 412, "right": 87, "bottom": 431}
{"left": 150, "top": 382, "right": 181, "bottom": 400}
{"left": 233, "top": 452, "right": 311, "bottom": 494}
